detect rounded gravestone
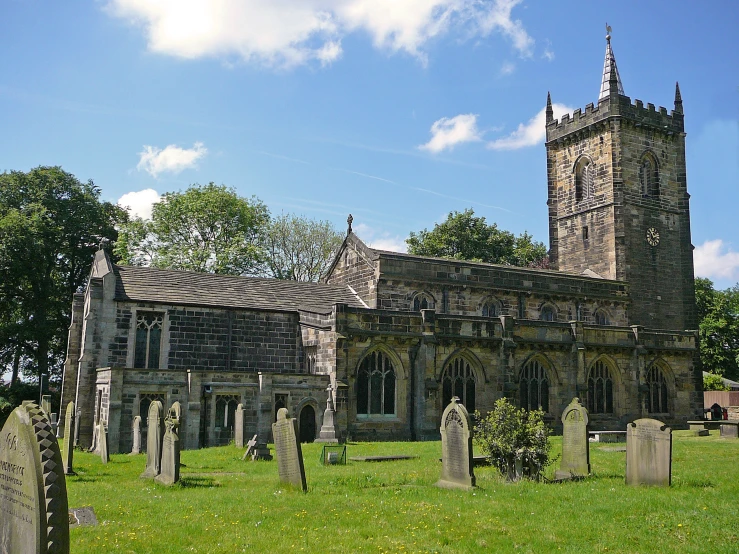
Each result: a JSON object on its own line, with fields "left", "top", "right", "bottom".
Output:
{"left": 0, "top": 402, "right": 70, "bottom": 554}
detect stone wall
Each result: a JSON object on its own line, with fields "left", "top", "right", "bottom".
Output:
{"left": 325, "top": 236, "right": 377, "bottom": 307}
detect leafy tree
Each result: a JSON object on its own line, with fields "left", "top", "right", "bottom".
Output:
{"left": 695, "top": 277, "right": 739, "bottom": 380}
{"left": 265, "top": 214, "right": 344, "bottom": 281}
{"left": 0, "top": 166, "right": 125, "bottom": 383}
{"left": 406, "top": 209, "right": 547, "bottom": 267}
{"left": 115, "top": 183, "right": 269, "bottom": 275}
{"left": 703, "top": 372, "right": 730, "bottom": 391}
{"left": 474, "top": 398, "right": 553, "bottom": 481}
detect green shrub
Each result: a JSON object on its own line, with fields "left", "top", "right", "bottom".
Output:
{"left": 474, "top": 398, "right": 552, "bottom": 481}
{"left": 703, "top": 372, "right": 730, "bottom": 391}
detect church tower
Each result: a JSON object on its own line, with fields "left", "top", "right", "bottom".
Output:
{"left": 545, "top": 27, "right": 696, "bottom": 330}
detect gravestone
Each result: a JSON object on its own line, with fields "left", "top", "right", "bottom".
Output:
{"left": 41, "top": 395, "right": 52, "bottom": 419}
{"left": 626, "top": 418, "right": 672, "bottom": 487}
{"left": 272, "top": 408, "right": 307, "bottom": 491}
{"left": 251, "top": 442, "right": 272, "bottom": 461}
{"left": 555, "top": 397, "right": 590, "bottom": 479}
{"left": 97, "top": 423, "right": 109, "bottom": 464}
{"left": 62, "top": 402, "right": 75, "bottom": 475}
{"left": 170, "top": 401, "right": 182, "bottom": 434}
{"left": 155, "top": 406, "right": 180, "bottom": 486}
{"left": 131, "top": 416, "right": 142, "bottom": 454}
{"left": 0, "top": 402, "right": 70, "bottom": 553}
{"left": 234, "top": 404, "right": 245, "bottom": 448}
{"left": 316, "top": 384, "right": 338, "bottom": 443}
{"left": 242, "top": 434, "right": 258, "bottom": 460}
{"left": 436, "top": 397, "right": 475, "bottom": 490}
{"left": 140, "top": 400, "right": 164, "bottom": 479}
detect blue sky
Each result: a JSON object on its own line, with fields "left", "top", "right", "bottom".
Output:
{"left": 1, "top": 1, "right": 737, "bottom": 288}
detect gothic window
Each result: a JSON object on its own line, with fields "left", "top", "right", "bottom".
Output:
{"left": 587, "top": 360, "right": 614, "bottom": 414}
{"left": 441, "top": 356, "right": 476, "bottom": 413}
{"left": 482, "top": 299, "right": 500, "bottom": 318}
{"left": 304, "top": 345, "right": 318, "bottom": 373}
{"left": 575, "top": 158, "right": 595, "bottom": 201}
{"left": 412, "top": 293, "right": 434, "bottom": 311}
{"left": 540, "top": 304, "right": 556, "bottom": 322}
{"left": 134, "top": 312, "right": 164, "bottom": 369}
{"left": 139, "top": 393, "right": 165, "bottom": 428}
{"left": 639, "top": 154, "right": 660, "bottom": 197}
{"left": 274, "top": 393, "right": 288, "bottom": 421}
{"left": 215, "top": 395, "right": 239, "bottom": 430}
{"left": 646, "top": 365, "right": 669, "bottom": 413}
{"left": 357, "top": 350, "right": 396, "bottom": 416}
{"left": 594, "top": 309, "right": 609, "bottom": 326}
{"left": 519, "top": 359, "right": 550, "bottom": 412}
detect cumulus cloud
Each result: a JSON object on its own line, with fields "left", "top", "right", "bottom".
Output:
{"left": 694, "top": 239, "right": 739, "bottom": 281}
{"left": 137, "top": 142, "right": 207, "bottom": 178}
{"left": 487, "top": 102, "right": 573, "bottom": 150}
{"left": 354, "top": 223, "right": 407, "bottom": 253}
{"left": 118, "top": 189, "right": 161, "bottom": 220}
{"left": 106, "top": 0, "right": 534, "bottom": 68}
{"left": 419, "top": 113, "right": 482, "bottom": 154}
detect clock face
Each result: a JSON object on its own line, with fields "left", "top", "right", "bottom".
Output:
{"left": 646, "top": 227, "right": 660, "bottom": 247}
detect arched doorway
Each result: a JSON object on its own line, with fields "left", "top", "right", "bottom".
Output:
{"left": 299, "top": 405, "right": 316, "bottom": 443}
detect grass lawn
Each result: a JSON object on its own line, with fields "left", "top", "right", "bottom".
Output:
{"left": 65, "top": 432, "right": 739, "bottom": 553}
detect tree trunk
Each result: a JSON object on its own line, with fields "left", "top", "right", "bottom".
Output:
{"left": 11, "top": 346, "right": 21, "bottom": 386}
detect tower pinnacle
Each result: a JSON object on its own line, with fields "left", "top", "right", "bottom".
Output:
{"left": 598, "top": 24, "right": 624, "bottom": 101}
{"left": 546, "top": 92, "right": 553, "bottom": 124}
{"left": 674, "top": 81, "right": 683, "bottom": 113}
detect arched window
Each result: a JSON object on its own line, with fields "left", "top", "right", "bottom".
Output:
{"left": 519, "top": 359, "right": 550, "bottom": 412}
{"left": 575, "top": 158, "right": 595, "bottom": 201}
{"left": 639, "top": 154, "right": 659, "bottom": 197}
{"left": 646, "top": 364, "right": 669, "bottom": 413}
{"left": 540, "top": 305, "right": 556, "bottom": 322}
{"left": 594, "top": 309, "right": 609, "bottom": 326}
{"left": 215, "top": 395, "right": 239, "bottom": 430}
{"left": 441, "top": 356, "right": 476, "bottom": 413}
{"left": 357, "top": 350, "right": 396, "bottom": 416}
{"left": 139, "top": 393, "right": 165, "bottom": 428}
{"left": 412, "top": 293, "right": 434, "bottom": 311}
{"left": 482, "top": 299, "right": 500, "bottom": 318}
{"left": 587, "top": 360, "right": 614, "bottom": 414}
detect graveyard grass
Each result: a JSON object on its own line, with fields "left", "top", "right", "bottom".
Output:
{"left": 65, "top": 432, "right": 738, "bottom": 553}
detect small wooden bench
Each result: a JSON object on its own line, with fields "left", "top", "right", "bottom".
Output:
{"left": 588, "top": 431, "right": 626, "bottom": 443}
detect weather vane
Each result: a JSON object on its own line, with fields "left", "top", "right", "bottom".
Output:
{"left": 606, "top": 23, "right": 612, "bottom": 42}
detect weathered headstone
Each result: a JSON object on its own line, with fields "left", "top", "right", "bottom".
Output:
{"left": 252, "top": 442, "right": 273, "bottom": 461}
{"left": 41, "top": 395, "right": 52, "bottom": 419}
{"left": 155, "top": 406, "right": 180, "bottom": 486}
{"left": 97, "top": 423, "right": 109, "bottom": 464}
{"left": 316, "top": 384, "right": 338, "bottom": 443}
{"left": 0, "top": 402, "right": 70, "bottom": 553}
{"left": 62, "top": 402, "right": 75, "bottom": 475}
{"left": 170, "top": 401, "right": 182, "bottom": 434}
{"left": 626, "top": 418, "right": 672, "bottom": 487}
{"left": 140, "top": 400, "right": 164, "bottom": 479}
{"left": 234, "top": 404, "right": 245, "bottom": 448}
{"left": 131, "top": 416, "right": 142, "bottom": 454}
{"left": 272, "top": 408, "right": 307, "bottom": 490}
{"left": 555, "top": 397, "right": 590, "bottom": 480}
{"left": 436, "top": 397, "right": 475, "bottom": 490}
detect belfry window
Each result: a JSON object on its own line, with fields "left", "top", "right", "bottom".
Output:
{"left": 357, "top": 350, "right": 396, "bottom": 416}
{"left": 134, "top": 312, "right": 164, "bottom": 369}
{"left": 646, "top": 365, "right": 669, "bottom": 413}
{"left": 639, "top": 155, "right": 660, "bottom": 197}
{"left": 519, "top": 359, "right": 550, "bottom": 412}
{"left": 587, "top": 360, "right": 614, "bottom": 414}
{"left": 442, "top": 357, "right": 476, "bottom": 413}
{"left": 575, "top": 159, "right": 595, "bottom": 201}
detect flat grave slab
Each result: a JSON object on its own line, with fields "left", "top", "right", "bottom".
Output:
{"left": 348, "top": 455, "right": 418, "bottom": 462}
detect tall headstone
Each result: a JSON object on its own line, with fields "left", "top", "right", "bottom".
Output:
{"left": 626, "top": 418, "right": 672, "bottom": 487}
{"left": 272, "top": 408, "right": 307, "bottom": 491}
{"left": 170, "top": 401, "right": 182, "bottom": 434}
{"left": 555, "top": 397, "right": 590, "bottom": 479}
{"left": 234, "top": 404, "right": 245, "bottom": 448}
{"left": 131, "top": 416, "right": 142, "bottom": 454}
{"left": 0, "top": 402, "right": 70, "bottom": 553}
{"left": 316, "top": 384, "right": 338, "bottom": 443}
{"left": 436, "top": 397, "right": 475, "bottom": 490}
{"left": 155, "top": 406, "right": 181, "bottom": 486}
{"left": 97, "top": 423, "right": 109, "bottom": 464}
{"left": 140, "top": 400, "right": 164, "bottom": 479}
{"left": 41, "top": 395, "right": 52, "bottom": 419}
{"left": 62, "top": 402, "right": 75, "bottom": 475}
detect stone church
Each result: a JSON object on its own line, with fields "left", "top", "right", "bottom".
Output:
{"left": 60, "top": 33, "right": 701, "bottom": 453}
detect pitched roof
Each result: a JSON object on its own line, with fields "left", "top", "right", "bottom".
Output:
{"left": 113, "top": 264, "right": 364, "bottom": 313}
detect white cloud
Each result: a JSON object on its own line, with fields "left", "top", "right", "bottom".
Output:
{"left": 500, "top": 61, "right": 515, "bottom": 75}
{"left": 106, "top": 0, "right": 534, "bottom": 68}
{"left": 419, "top": 113, "right": 482, "bottom": 154}
{"left": 694, "top": 240, "right": 739, "bottom": 281}
{"left": 118, "top": 189, "right": 161, "bottom": 220}
{"left": 354, "top": 222, "right": 407, "bottom": 253}
{"left": 136, "top": 142, "right": 208, "bottom": 177}
{"left": 487, "top": 102, "right": 573, "bottom": 150}
{"left": 542, "top": 48, "right": 554, "bottom": 61}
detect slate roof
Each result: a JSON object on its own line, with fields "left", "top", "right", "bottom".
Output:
{"left": 113, "top": 265, "right": 364, "bottom": 313}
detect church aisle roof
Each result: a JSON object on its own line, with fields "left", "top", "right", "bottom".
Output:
{"left": 113, "top": 264, "right": 365, "bottom": 312}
